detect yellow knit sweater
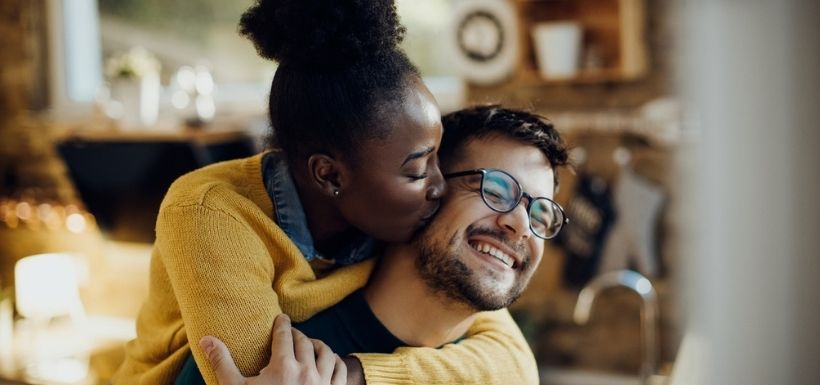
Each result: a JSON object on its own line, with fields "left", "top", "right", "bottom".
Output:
{"left": 112, "top": 153, "right": 538, "bottom": 385}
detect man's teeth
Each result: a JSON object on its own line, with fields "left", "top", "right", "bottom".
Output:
{"left": 471, "top": 242, "right": 515, "bottom": 268}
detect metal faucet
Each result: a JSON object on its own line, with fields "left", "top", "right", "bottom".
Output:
{"left": 573, "top": 270, "right": 659, "bottom": 385}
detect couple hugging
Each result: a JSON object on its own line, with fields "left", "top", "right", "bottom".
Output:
{"left": 113, "top": 1, "right": 568, "bottom": 384}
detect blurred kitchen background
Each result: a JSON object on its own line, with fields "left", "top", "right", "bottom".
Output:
{"left": 0, "top": 1, "right": 817, "bottom": 384}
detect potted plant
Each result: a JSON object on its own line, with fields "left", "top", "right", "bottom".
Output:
{"left": 105, "top": 47, "right": 161, "bottom": 129}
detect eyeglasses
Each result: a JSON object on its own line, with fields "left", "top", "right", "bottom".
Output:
{"left": 444, "top": 168, "right": 568, "bottom": 239}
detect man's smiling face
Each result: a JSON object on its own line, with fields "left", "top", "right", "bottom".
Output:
{"left": 414, "top": 134, "right": 555, "bottom": 311}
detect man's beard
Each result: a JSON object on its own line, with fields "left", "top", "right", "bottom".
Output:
{"left": 414, "top": 224, "right": 531, "bottom": 311}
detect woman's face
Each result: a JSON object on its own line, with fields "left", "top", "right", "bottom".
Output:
{"left": 337, "top": 77, "right": 445, "bottom": 243}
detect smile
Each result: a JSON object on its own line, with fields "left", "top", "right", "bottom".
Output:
{"left": 469, "top": 241, "right": 517, "bottom": 269}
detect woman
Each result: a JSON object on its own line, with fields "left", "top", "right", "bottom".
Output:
{"left": 112, "top": 1, "right": 536, "bottom": 384}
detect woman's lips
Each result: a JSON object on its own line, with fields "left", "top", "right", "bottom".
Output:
{"left": 421, "top": 201, "right": 441, "bottom": 222}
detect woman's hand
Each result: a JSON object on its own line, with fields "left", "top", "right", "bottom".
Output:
{"left": 199, "top": 314, "right": 347, "bottom": 385}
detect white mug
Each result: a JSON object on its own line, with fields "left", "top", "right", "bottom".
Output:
{"left": 531, "top": 21, "right": 583, "bottom": 79}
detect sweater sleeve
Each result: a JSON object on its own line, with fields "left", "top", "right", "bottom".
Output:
{"left": 351, "top": 308, "right": 539, "bottom": 385}
{"left": 158, "top": 203, "right": 281, "bottom": 385}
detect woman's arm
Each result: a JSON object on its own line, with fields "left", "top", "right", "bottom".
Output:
{"left": 351, "top": 309, "right": 539, "bottom": 385}
{"left": 160, "top": 195, "right": 536, "bottom": 385}
{"left": 200, "top": 314, "right": 347, "bottom": 385}
{"left": 158, "top": 203, "right": 285, "bottom": 385}
{"left": 198, "top": 309, "right": 537, "bottom": 385}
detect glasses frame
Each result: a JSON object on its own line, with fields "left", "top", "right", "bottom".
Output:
{"left": 443, "top": 168, "right": 569, "bottom": 239}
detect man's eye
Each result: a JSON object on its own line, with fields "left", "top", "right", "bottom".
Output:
{"left": 532, "top": 215, "right": 548, "bottom": 227}
{"left": 485, "top": 190, "right": 506, "bottom": 204}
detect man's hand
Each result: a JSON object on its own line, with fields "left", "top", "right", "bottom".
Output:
{"left": 199, "top": 314, "right": 347, "bottom": 385}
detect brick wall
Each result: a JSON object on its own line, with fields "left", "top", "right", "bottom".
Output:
{"left": 0, "top": 0, "right": 75, "bottom": 203}
{"left": 0, "top": 0, "right": 88, "bottom": 290}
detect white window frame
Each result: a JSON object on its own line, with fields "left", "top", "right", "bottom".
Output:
{"left": 46, "top": 0, "right": 102, "bottom": 120}
{"left": 48, "top": 0, "right": 465, "bottom": 121}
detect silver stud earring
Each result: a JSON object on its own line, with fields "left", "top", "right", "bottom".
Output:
{"left": 333, "top": 189, "right": 340, "bottom": 197}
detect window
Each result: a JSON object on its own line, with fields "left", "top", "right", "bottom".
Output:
{"left": 97, "top": 0, "right": 272, "bottom": 85}
{"left": 396, "top": 0, "right": 457, "bottom": 77}
{"left": 54, "top": 0, "right": 463, "bottom": 115}
{"left": 97, "top": 0, "right": 456, "bottom": 79}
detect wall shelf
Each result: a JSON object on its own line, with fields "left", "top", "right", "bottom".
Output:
{"left": 512, "top": 0, "right": 649, "bottom": 85}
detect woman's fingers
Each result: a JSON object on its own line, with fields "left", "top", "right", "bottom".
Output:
{"left": 312, "top": 339, "right": 336, "bottom": 384}
{"left": 199, "top": 336, "right": 245, "bottom": 385}
{"left": 330, "top": 354, "right": 348, "bottom": 385}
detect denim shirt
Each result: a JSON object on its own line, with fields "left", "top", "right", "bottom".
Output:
{"left": 262, "top": 152, "right": 375, "bottom": 265}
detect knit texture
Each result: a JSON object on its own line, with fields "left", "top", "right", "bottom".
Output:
{"left": 354, "top": 309, "right": 539, "bottom": 385}
{"left": 111, "top": 153, "right": 538, "bottom": 385}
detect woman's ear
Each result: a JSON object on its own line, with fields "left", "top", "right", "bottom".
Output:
{"left": 307, "top": 153, "right": 348, "bottom": 197}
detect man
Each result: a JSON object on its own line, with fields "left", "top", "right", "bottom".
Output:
{"left": 194, "top": 105, "right": 568, "bottom": 385}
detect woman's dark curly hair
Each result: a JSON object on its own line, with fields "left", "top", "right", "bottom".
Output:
{"left": 440, "top": 105, "right": 569, "bottom": 188}
{"left": 240, "top": 0, "right": 419, "bottom": 165}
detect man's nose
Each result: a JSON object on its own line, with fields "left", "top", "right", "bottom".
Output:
{"left": 497, "top": 203, "right": 531, "bottom": 241}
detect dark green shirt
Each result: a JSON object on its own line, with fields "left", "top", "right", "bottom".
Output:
{"left": 174, "top": 290, "right": 404, "bottom": 385}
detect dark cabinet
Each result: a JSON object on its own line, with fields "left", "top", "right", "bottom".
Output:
{"left": 57, "top": 129, "right": 256, "bottom": 242}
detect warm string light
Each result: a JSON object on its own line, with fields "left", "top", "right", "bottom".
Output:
{"left": 0, "top": 198, "right": 94, "bottom": 233}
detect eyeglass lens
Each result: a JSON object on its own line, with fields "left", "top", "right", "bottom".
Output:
{"left": 481, "top": 170, "right": 563, "bottom": 239}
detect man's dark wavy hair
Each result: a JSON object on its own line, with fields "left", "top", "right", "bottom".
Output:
{"left": 440, "top": 105, "right": 569, "bottom": 188}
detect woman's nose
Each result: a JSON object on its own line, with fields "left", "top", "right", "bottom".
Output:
{"left": 426, "top": 158, "right": 446, "bottom": 201}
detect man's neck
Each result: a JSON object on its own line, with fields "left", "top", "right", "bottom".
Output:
{"left": 363, "top": 244, "right": 478, "bottom": 348}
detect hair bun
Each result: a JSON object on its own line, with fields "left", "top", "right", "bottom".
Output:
{"left": 240, "top": 0, "right": 406, "bottom": 67}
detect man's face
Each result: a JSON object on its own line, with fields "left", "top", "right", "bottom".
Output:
{"left": 414, "top": 134, "right": 555, "bottom": 311}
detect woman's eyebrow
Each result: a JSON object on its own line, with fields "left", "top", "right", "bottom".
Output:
{"left": 401, "top": 146, "right": 434, "bottom": 166}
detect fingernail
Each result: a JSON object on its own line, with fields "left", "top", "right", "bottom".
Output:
{"left": 280, "top": 314, "right": 290, "bottom": 323}
{"left": 199, "top": 337, "right": 214, "bottom": 353}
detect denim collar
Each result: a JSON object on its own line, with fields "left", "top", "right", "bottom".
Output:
{"left": 262, "top": 152, "right": 375, "bottom": 265}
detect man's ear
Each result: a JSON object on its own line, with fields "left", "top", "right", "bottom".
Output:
{"left": 307, "top": 153, "right": 348, "bottom": 197}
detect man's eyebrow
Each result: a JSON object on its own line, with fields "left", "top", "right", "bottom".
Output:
{"left": 401, "top": 146, "right": 434, "bottom": 166}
